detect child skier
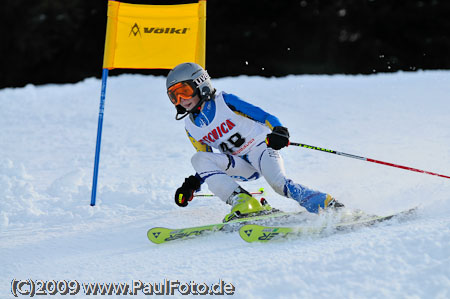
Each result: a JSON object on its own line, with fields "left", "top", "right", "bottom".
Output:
{"left": 166, "top": 62, "right": 343, "bottom": 221}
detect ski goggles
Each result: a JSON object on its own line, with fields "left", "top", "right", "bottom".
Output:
{"left": 167, "top": 81, "right": 197, "bottom": 105}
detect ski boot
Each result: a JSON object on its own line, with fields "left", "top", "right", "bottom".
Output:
{"left": 302, "top": 194, "right": 345, "bottom": 213}
{"left": 223, "top": 189, "right": 272, "bottom": 222}
{"left": 326, "top": 195, "right": 345, "bottom": 209}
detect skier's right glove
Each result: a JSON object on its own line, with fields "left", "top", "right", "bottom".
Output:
{"left": 266, "top": 126, "right": 290, "bottom": 150}
{"left": 174, "top": 175, "right": 201, "bottom": 207}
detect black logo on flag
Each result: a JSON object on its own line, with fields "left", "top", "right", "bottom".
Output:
{"left": 144, "top": 27, "right": 190, "bottom": 34}
{"left": 129, "top": 23, "right": 141, "bottom": 37}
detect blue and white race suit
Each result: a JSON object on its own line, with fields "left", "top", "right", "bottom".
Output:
{"left": 184, "top": 91, "right": 331, "bottom": 213}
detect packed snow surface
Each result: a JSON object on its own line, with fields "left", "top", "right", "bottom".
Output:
{"left": 1, "top": 71, "right": 449, "bottom": 298}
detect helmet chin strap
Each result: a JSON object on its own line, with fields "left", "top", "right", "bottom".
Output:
{"left": 175, "top": 87, "right": 211, "bottom": 120}
{"left": 175, "top": 105, "right": 189, "bottom": 120}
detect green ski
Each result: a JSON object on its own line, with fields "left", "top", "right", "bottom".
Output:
{"left": 239, "top": 207, "right": 417, "bottom": 243}
{"left": 147, "top": 210, "right": 306, "bottom": 244}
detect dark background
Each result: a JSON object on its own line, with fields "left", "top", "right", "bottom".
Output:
{"left": 1, "top": 0, "right": 449, "bottom": 88}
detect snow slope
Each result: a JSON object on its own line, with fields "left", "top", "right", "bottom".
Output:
{"left": 1, "top": 71, "right": 449, "bottom": 298}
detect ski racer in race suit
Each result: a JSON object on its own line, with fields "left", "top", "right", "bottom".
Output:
{"left": 167, "top": 62, "right": 343, "bottom": 221}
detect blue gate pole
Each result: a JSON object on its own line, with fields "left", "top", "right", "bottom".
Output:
{"left": 90, "top": 68, "right": 109, "bottom": 206}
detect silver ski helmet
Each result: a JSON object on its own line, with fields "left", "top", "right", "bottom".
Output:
{"left": 166, "top": 62, "right": 215, "bottom": 107}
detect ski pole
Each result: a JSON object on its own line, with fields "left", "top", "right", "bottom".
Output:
{"left": 194, "top": 188, "right": 266, "bottom": 197}
{"left": 289, "top": 142, "right": 450, "bottom": 179}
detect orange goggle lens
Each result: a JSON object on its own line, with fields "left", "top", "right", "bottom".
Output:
{"left": 167, "top": 82, "right": 197, "bottom": 105}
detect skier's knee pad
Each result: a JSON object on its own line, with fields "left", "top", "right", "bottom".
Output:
{"left": 191, "top": 151, "right": 209, "bottom": 168}
{"left": 191, "top": 151, "right": 221, "bottom": 171}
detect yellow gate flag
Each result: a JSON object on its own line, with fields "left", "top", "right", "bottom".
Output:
{"left": 103, "top": 0, "right": 206, "bottom": 69}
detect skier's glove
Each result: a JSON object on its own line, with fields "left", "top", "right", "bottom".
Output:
{"left": 266, "top": 126, "right": 290, "bottom": 150}
{"left": 174, "top": 175, "right": 201, "bottom": 207}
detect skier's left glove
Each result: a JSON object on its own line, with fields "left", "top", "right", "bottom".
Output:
{"left": 174, "top": 175, "right": 201, "bottom": 207}
{"left": 266, "top": 126, "right": 290, "bottom": 150}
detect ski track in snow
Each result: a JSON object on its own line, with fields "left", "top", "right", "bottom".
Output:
{"left": 0, "top": 71, "right": 449, "bottom": 298}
